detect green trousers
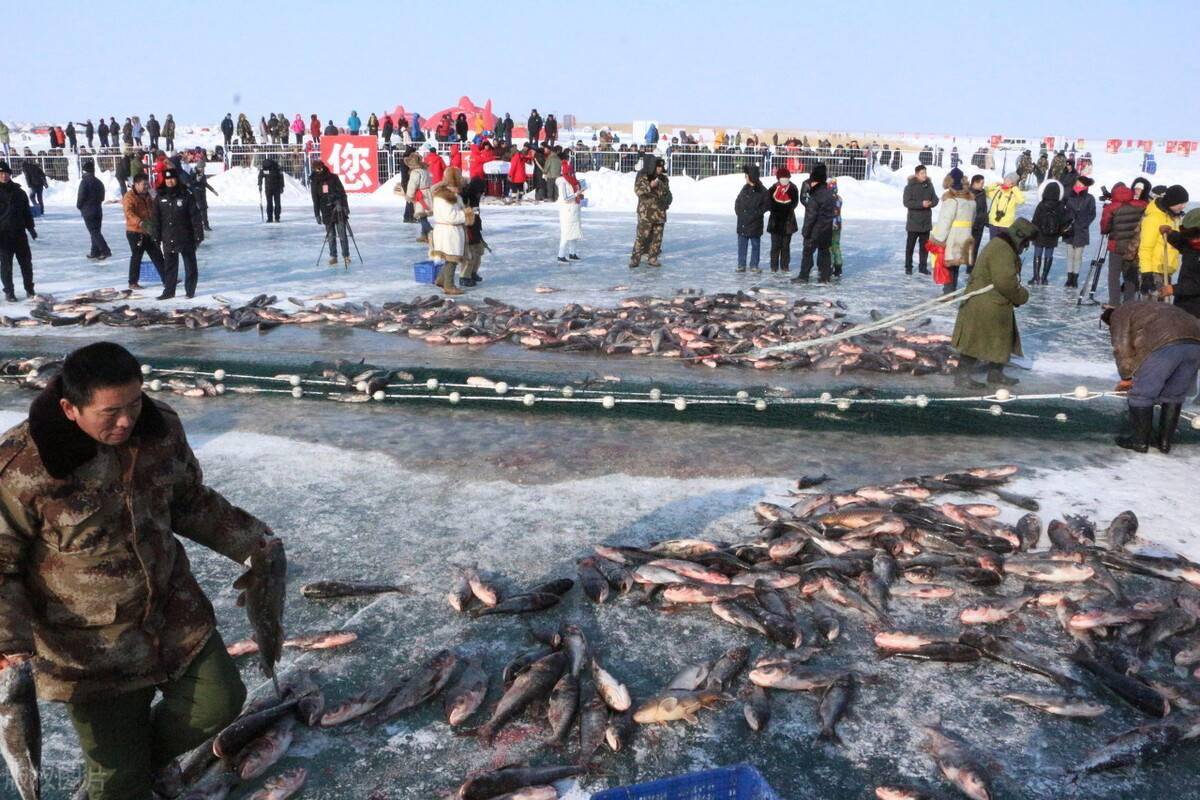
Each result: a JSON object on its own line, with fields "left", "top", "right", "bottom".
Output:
{"left": 66, "top": 632, "right": 246, "bottom": 800}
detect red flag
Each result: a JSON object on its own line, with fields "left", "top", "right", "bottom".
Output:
{"left": 318, "top": 135, "right": 379, "bottom": 193}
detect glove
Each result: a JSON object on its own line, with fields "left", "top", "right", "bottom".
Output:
{"left": 1160, "top": 284, "right": 1175, "bottom": 298}
{"left": 1115, "top": 379, "right": 1133, "bottom": 392}
{"left": 1160, "top": 225, "right": 1174, "bottom": 235}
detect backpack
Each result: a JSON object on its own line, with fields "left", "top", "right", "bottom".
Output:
{"left": 1035, "top": 202, "right": 1059, "bottom": 238}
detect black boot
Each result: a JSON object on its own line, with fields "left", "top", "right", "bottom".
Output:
{"left": 986, "top": 364, "right": 1019, "bottom": 386}
{"left": 1031, "top": 254, "right": 1042, "bottom": 285}
{"left": 954, "top": 356, "right": 985, "bottom": 389}
{"left": 1157, "top": 402, "right": 1183, "bottom": 453}
{"left": 1116, "top": 406, "right": 1154, "bottom": 452}
{"left": 1040, "top": 263, "right": 1052, "bottom": 284}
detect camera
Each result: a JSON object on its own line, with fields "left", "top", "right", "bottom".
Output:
{"left": 1099, "top": 185, "right": 1112, "bottom": 202}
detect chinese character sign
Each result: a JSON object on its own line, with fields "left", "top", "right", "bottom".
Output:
{"left": 319, "top": 136, "right": 378, "bottom": 193}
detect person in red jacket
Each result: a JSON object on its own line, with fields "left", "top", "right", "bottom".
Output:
{"left": 151, "top": 152, "right": 169, "bottom": 190}
{"left": 469, "top": 141, "right": 496, "bottom": 181}
{"left": 449, "top": 143, "right": 463, "bottom": 170}
{"left": 424, "top": 146, "right": 446, "bottom": 184}
{"left": 508, "top": 146, "right": 531, "bottom": 202}
{"left": 309, "top": 114, "right": 321, "bottom": 143}
{"left": 1099, "top": 178, "right": 1151, "bottom": 306}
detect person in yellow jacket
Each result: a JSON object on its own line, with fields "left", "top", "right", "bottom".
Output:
{"left": 984, "top": 172, "right": 1026, "bottom": 239}
{"left": 1138, "top": 185, "right": 1189, "bottom": 296}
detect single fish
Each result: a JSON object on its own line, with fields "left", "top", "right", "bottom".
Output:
{"left": 457, "top": 765, "right": 583, "bottom": 800}
{"left": 959, "top": 595, "right": 1030, "bottom": 625}
{"left": 448, "top": 572, "right": 474, "bottom": 612}
{"left": 1015, "top": 513, "right": 1041, "bottom": 551}
{"left": 749, "top": 664, "right": 847, "bottom": 692}
{"left": 741, "top": 684, "right": 771, "bottom": 732}
{"left": 0, "top": 659, "right": 40, "bottom": 800}
{"left": 319, "top": 686, "right": 392, "bottom": 727}
{"left": 923, "top": 724, "right": 992, "bottom": 800}
{"left": 1002, "top": 692, "right": 1107, "bottom": 718}
{"left": 370, "top": 649, "right": 459, "bottom": 723}
{"left": 592, "top": 659, "right": 632, "bottom": 712}
{"left": 605, "top": 709, "right": 635, "bottom": 752}
{"left": 560, "top": 624, "right": 590, "bottom": 678}
{"left": 1072, "top": 719, "right": 1196, "bottom": 776}
{"left": 283, "top": 630, "right": 358, "bottom": 651}
{"left": 466, "top": 568, "right": 501, "bottom": 606}
{"left": 577, "top": 678, "right": 608, "bottom": 766}
{"left": 1106, "top": 510, "right": 1139, "bottom": 551}
{"left": 578, "top": 558, "right": 611, "bottom": 603}
{"left": 545, "top": 671, "right": 580, "bottom": 746}
{"left": 667, "top": 660, "right": 712, "bottom": 691}
{"left": 1069, "top": 647, "right": 1169, "bottom": 717}
{"left": 633, "top": 690, "right": 727, "bottom": 724}
{"left": 472, "top": 592, "right": 561, "bottom": 616}
{"left": 247, "top": 767, "right": 307, "bottom": 800}
{"left": 213, "top": 696, "right": 300, "bottom": 758}
{"left": 817, "top": 672, "right": 854, "bottom": 744}
{"left": 704, "top": 646, "right": 750, "bottom": 691}
{"left": 444, "top": 657, "right": 489, "bottom": 727}
{"left": 235, "top": 538, "right": 288, "bottom": 693}
{"left": 238, "top": 717, "right": 295, "bottom": 781}
{"left": 300, "top": 580, "right": 406, "bottom": 599}
{"left": 476, "top": 651, "right": 567, "bottom": 744}
{"left": 881, "top": 642, "right": 981, "bottom": 663}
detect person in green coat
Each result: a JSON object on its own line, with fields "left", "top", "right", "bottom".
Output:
{"left": 951, "top": 217, "right": 1036, "bottom": 388}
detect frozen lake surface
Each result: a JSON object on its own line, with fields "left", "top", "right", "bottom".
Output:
{"left": 8, "top": 203, "right": 1199, "bottom": 799}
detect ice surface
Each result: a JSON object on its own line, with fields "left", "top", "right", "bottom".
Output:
{"left": 6, "top": 202, "right": 1123, "bottom": 389}
{"left": 0, "top": 384, "right": 1196, "bottom": 799}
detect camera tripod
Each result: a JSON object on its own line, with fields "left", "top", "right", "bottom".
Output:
{"left": 1075, "top": 233, "right": 1109, "bottom": 307}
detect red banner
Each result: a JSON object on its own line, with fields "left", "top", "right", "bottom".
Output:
{"left": 1106, "top": 139, "right": 1121, "bottom": 154}
{"left": 989, "top": 134, "right": 1002, "bottom": 148}
{"left": 1043, "top": 136, "right": 1055, "bottom": 150}
{"left": 318, "top": 135, "right": 379, "bottom": 193}
{"left": 1138, "top": 139, "right": 1154, "bottom": 153}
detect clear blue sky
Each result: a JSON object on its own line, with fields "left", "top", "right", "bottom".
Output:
{"left": 11, "top": 0, "right": 1198, "bottom": 139}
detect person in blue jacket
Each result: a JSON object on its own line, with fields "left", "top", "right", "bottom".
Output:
{"left": 347, "top": 111, "right": 362, "bottom": 135}
{"left": 645, "top": 123, "right": 659, "bottom": 147}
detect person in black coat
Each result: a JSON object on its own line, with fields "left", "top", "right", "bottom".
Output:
{"left": 1029, "top": 180, "right": 1068, "bottom": 285}
{"left": 399, "top": 145, "right": 415, "bottom": 223}
{"left": 545, "top": 115, "right": 558, "bottom": 146}
{"left": 0, "top": 160, "right": 37, "bottom": 301}
{"left": 65, "top": 122, "right": 78, "bottom": 153}
{"left": 96, "top": 118, "right": 108, "bottom": 148}
{"left": 146, "top": 115, "right": 160, "bottom": 150}
{"left": 765, "top": 166, "right": 799, "bottom": 273}
{"left": 257, "top": 157, "right": 286, "bottom": 222}
{"left": 970, "top": 174, "right": 988, "bottom": 264}
{"left": 76, "top": 160, "right": 111, "bottom": 260}
{"left": 1165, "top": 211, "right": 1200, "bottom": 318}
{"left": 734, "top": 164, "right": 767, "bottom": 273}
{"left": 902, "top": 164, "right": 939, "bottom": 274}
{"left": 310, "top": 161, "right": 350, "bottom": 266}
{"left": 21, "top": 162, "right": 46, "bottom": 213}
{"left": 455, "top": 113, "right": 469, "bottom": 143}
{"left": 795, "top": 163, "right": 836, "bottom": 283}
{"left": 527, "top": 110, "right": 542, "bottom": 146}
{"left": 150, "top": 168, "right": 202, "bottom": 299}
{"left": 114, "top": 152, "right": 131, "bottom": 197}
{"left": 84, "top": 119, "right": 95, "bottom": 148}
{"left": 190, "top": 161, "right": 218, "bottom": 232}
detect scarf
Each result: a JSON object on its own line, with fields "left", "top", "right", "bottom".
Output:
{"left": 773, "top": 183, "right": 791, "bottom": 203}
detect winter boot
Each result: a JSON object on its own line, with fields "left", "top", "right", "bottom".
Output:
{"left": 985, "top": 364, "right": 1019, "bottom": 387}
{"left": 344, "top": 256, "right": 352, "bottom": 269}
{"left": 629, "top": 258, "right": 641, "bottom": 269}
{"left": 3, "top": 292, "right": 15, "bottom": 303}
{"left": 568, "top": 254, "right": 581, "bottom": 261}
{"left": 1040, "top": 263, "right": 1052, "bottom": 285}
{"left": 1116, "top": 406, "right": 1154, "bottom": 453}
{"left": 1156, "top": 402, "right": 1184, "bottom": 453}
{"left": 440, "top": 263, "right": 462, "bottom": 295}
{"left": 647, "top": 257, "right": 661, "bottom": 267}
{"left": 1031, "top": 254, "right": 1042, "bottom": 285}
{"left": 558, "top": 257, "right": 570, "bottom": 263}
{"left": 328, "top": 257, "right": 338, "bottom": 266}
{"left": 953, "top": 356, "right": 985, "bottom": 389}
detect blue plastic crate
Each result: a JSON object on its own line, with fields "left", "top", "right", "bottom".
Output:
{"left": 413, "top": 260, "right": 439, "bottom": 284}
{"left": 138, "top": 261, "right": 161, "bottom": 284}
{"left": 592, "top": 764, "right": 780, "bottom": 800}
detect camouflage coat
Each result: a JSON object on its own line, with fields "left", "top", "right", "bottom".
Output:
{"left": 0, "top": 380, "right": 269, "bottom": 702}
{"left": 634, "top": 172, "right": 673, "bottom": 224}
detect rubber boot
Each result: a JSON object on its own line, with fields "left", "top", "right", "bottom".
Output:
{"left": 1157, "top": 402, "right": 1183, "bottom": 453}
{"left": 1040, "top": 262, "right": 1052, "bottom": 285}
{"left": 441, "top": 263, "right": 463, "bottom": 295}
{"left": 953, "top": 356, "right": 985, "bottom": 389}
{"left": 1116, "top": 406, "right": 1154, "bottom": 452}
{"left": 986, "top": 364, "right": 1019, "bottom": 387}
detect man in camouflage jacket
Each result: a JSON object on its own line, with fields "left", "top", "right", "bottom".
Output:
{"left": 629, "top": 156, "right": 673, "bottom": 268}
{"left": 0, "top": 342, "right": 281, "bottom": 799}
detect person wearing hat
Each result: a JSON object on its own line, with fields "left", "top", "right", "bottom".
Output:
{"left": 190, "top": 160, "right": 217, "bottom": 233}
{"left": 764, "top": 166, "right": 799, "bottom": 274}
{"left": 902, "top": 164, "right": 938, "bottom": 275}
{"left": 1163, "top": 209, "right": 1200, "bottom": 318}
{"left": 1103, "top": 301, "right": 1200, "bottom": 452}
{"left": 951, "top": 217, "right": 1036, "bottom": 387}
{"left": 149, "top": 167, "right": 203, "bottom": 299}
{"left": 403, "top": 153, "right": 432, "bottom": 242}
{"left": 734, "top": 164, "right": 768, "bottom": 273}
{"left": 984, "top": 173, "right": 1026, "bottom": 241}
{"left": 309, "top": 161, "right": 350, "bottom": 266}
{"left": 76, "top": 159, "right": 112, "bottom": 261}
{"left": 795, "top": 163, "right": 836, "bottom": 284}
{"left": 930, "top": 167, "right": 978, "bottom": 293}
{"left": 1029, "top": 179, "right": 1068, "bottom": 286}
{"left": 1062, "top": 176, "right": 1097, "bottom": 289}
{"left": 257, "top": 157, "right": 285, "bottom": 223}
{"left": 0, "top": 160, "right": 37, "bottom": 302}
{"left": 629, "top": 156, "right": 672, "bottom": 268}
{"left": 1138, "top": 184, "right": 1190, "bottom": 297}
{"left": 429, "top": 167, "right": 470, "bottom": 294}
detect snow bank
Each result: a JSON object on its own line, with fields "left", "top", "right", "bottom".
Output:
{"left": 206, "top": 166, "right": 310, "bottom": 206}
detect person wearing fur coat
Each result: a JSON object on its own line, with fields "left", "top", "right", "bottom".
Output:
{"left": 930, "top": 168, "right": 977, "bottom": 293}
{"left": 429, "top": 167, "right": 473, "bottom": 295}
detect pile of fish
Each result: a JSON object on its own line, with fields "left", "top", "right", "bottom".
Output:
{"left": 12, "top": 465, "right": 1200, "bottom": 800}
{"left": 0, "top": 287, "right": 958, "bottom": 373}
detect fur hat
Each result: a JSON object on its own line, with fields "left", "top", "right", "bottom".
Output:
{"left": 1181, "top": 208, "right": 1200, "bottom": 231}
{"left": 162, "top": 167, "right": 177, "bottom": 180}
{"left": 945, "top": 168, "right": 965, "bottom": 191}
{"left": 1008, "top": 217, "right": 1037, "bottom": 244}
{"left": 1163, "top": 185, "right": 1190, "bottom": 206}
{"left": 1004, "top": 172, "right": 1020, "bottom": 185}
{"left": 809, "top": 163, "right": 827, "bottom": 184}
{"left": 0, "top": 160, "right": 12, "bottom": 174}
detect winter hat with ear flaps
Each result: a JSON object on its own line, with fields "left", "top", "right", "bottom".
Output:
{"left": 1008, "top": 218, "right": 1038, "bottom": 244}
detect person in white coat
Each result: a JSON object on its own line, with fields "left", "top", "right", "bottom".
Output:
{"left": 429, "top": 167, "right": 471, "bottom": 295}
{"left": 929, "top": 168, "right": 978, "bottom": 294}
{"left": 555, "top": 170, "right": 583, "bottom": 263}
